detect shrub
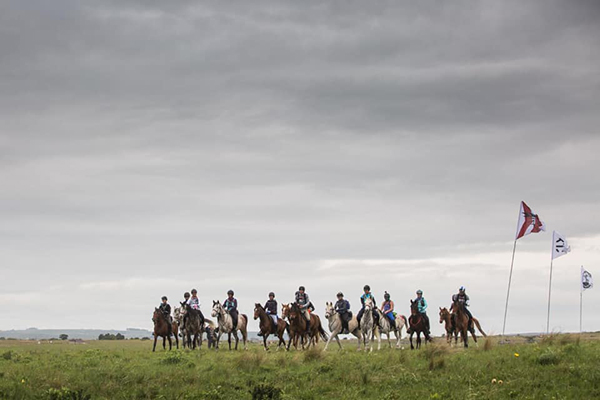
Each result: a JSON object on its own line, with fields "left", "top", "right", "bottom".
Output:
{"left": 303, "top": 347, "right": 324, "bottom": 362}
{"left": 538, "top": 349, "right": 561, "bottom": 365}
{"left": 250, "top": 383, "right": 282, "bottom": 400}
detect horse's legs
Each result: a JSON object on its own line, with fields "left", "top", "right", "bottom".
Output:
{"left": 168, "top": 336, "right": 172, "bottom": 351}
{"left": 227, "top": 332, "right": 232, "bottom": 350}
{"left": 233, "top": 331, "right": 239, "bottom": 350}
{"left": 174, "top": 332, "right": 179, "bottom": 349}
{"left": 409, "top": 331, "right": 414, "bottom": 350}
{"left": 417, "top": 332, "right": 421, "bottom": 349}
{"left": 216, "top": 331, "right": 222, "bottom": 350}
{"left": 162, "top": 336, "right": 166, "bottom": 350}
{"left": 324, "top": 329, "right": 336, "bottom": 351}
{"left": 152, "top": 336, "right": 157, "bottom": 352}
{"left": 463, "top": 329, "right": 469, "bottom": 348}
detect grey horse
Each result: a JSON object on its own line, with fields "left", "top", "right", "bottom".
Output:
{"left": 323, "top": 302, "right": 363, "bottom": 351}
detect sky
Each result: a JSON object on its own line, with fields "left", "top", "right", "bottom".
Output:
{"left": 1, "top": 0, "right": 599, "bottom": 336}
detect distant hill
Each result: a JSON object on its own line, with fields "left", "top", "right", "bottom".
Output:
{"left": 0, "top": 327, "right": 152, "bottom": 340}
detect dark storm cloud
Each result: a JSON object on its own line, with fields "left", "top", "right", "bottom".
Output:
{"left": 1, "top": 0, "right": 599, "bottom": 333}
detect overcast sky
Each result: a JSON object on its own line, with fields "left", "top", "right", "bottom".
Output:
{"left": 1, "top": 0, "right": 599, "bottom": 336}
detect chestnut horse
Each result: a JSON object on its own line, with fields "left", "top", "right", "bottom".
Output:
{"left": 439, "top": 307, "right": 487, "bottom": 346}
{"left": 254, "top": 303, "right": 288, "bottom": 351}
{"left": 282, "top": 303, "right": 328, "bottom": 350}
{"left": 452, "top": 298, "right": 469, "bottom": 348}
{"left": 408, "top": 300, "right": 432, "bottom": 349}
{"left": 152, "top": 308, "right": 172, "bottom": 352}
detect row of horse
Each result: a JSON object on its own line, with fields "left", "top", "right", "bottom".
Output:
{"left": 152, "top": 297, "right": 486, "bottom": 352}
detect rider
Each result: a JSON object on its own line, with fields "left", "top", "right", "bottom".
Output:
{"left": 295, "top": 286, "right": 314, "bottom": 330}
{"left": 357, "top": 285, "right": 379, "bottom": 328}
{"left": 413, "top": 289, "right": 430, "bottom": 334}
{"left": 258, "top": 292, "right": 278, "bottom": 336}
{"left": 184, "top": 289, "right": 203, "bottom": 326}
{"left": 159, "top": 296, "right": 173, "bottom": 335}
{"left": 450, "top": 286, "right": 473, "bottom": 326}
{"left": 334, "top": 292, "right": 351, "bottom": 332}
{"left": 380, "top": 291, "right": 396, "bottom": 329}
{"left": 223, "top": 289, "right": 239, "bottom": 330}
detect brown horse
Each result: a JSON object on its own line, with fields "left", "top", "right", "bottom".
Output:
{"left": 152, "top": 308, "right": 172, "bottom": 352}
{"left": 440, "top": 307, "right": 487, "bottom": 346}
{"left": 408, "top": 300, "right": 431, "bottom": 350}
{"left": 452, "top": 298, "right": 469, "bottom": 348}
{"left": 254, "top": 303, "right": 288, "bottom": 351}
{"left": 181, "top": 302, "right": 204, "bottom": 350}
{"left": 282, "top": 303, "right": 327, "bottom": 350}
{"left": 171, "top": 320, "right": 179, "bottom": 349}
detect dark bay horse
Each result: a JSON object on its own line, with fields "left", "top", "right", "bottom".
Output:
{"left": 408, "top": 300, "right": 432, "bottom": 350}
{"left": 282, "top": 303, "right": 328, "bottom": 350}
{"left": 152, "top": 308, "right": 172, "bottom": 352}
{"left": 254, "top": 303, "right": 288, "bottom": 351}
{"left": 181, "top": 302, "right": 204, "bottom": 350}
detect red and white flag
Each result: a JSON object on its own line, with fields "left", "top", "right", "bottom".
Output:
{"left": 515, "top": 201, "right": 546, "bottom": 240}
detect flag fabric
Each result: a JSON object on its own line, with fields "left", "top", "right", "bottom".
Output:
{"left": 581, "top": 266, "right": 593, "bottom": 291}
{"left": 552, "top": 231, "right": 571, "bottom": 259}
{"left": 515, "top": 201, "right": 546, "bottom": 240}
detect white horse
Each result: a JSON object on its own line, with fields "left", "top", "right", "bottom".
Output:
{"left": 360, "top": 297, "right": 375, "bottom": 352}
{"left": 374, "top": 309, "right": 408, "bottom": 350}
{"left": 211, "top": 301, "right": 248, "bottom": 350}
{"left": 323, "top": 302, "right": 363, "bottom": 351}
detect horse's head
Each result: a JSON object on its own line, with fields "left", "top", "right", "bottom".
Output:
{"left": 324, "top": 302, "right": 335, "bottom": 319}
{"left": 253, "top": 303, "right": 263, "bottom": 320}
{"left": 288, "top": 303, "right": 301, "bottom": 321}
{"left": 152, "top": 308, "right": 160, "bottom": 323}
{"left": 439, "top": 307, "right": 449, "bottom": 323}
{"left": 211, "top": 300, "right": 221, "bottom": 318}
{"left": 410, "top": 300, "right": 419, "bottom": 316}
{"left": 364, "top": 297, "right": 374, "bottom": 311}
{"left": 281, "top": 303, "right": 290, "bottom": 319}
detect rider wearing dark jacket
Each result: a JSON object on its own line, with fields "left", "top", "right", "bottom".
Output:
{"left": 450, "top": 286, "right": 473, "bottom": 325}
{"left": 223, "top": 290, "right": 239, "bottom": 330}
{"left": 159, "top": 296, "right": 172, "bottom": 335}
{"left": 334, "top": 292, "right": 351, "bottom": 331}
{"left": 257, "top": 292, "right": 278, "bottom": 336}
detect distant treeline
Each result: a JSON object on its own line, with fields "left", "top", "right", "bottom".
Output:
{"left": 98, "top": 333, "right": 126, "bottom": 340}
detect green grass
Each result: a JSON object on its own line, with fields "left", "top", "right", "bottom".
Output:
{"left": 0, "top": 335, "right": 599, "bottom": 399}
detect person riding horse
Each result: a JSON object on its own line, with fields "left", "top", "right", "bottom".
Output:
{"left": 450, "top": 286, "right": 472, "bottom": 327}
{"left": 183, "top": 289, "right": 204, "bottom": 327}
{"left": 380, "top": 291, "right": 396, "bottom": 329}
{"left": 409, "top": 289, "right": 429, "bottom": 334}
{"left": 223, "top": 289, "right": 239, "bottom": 330}
{"left": 258, "top": 292, "right": 278, "bottom": 337}
{"left": 334, "top": 292, "right": 351, "bottom": 332}
{"left": 357, "top": 285, "right": 379, "bottom": 328}
{"left": 295, "top": 286, "right": 314, "bottom": 330}
{"left": 158, "top": 296, "right": 173, "bottom": 335}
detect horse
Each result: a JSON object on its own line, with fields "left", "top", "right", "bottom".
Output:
{"left": 253, "top": 303, "right": 288, "bottom": 351}
{"left": 180, "top": 301, "right": 204, "bottom": 350}
{"left": 408, "top": 300, "right": 432, "bottom": 349}
{"left": 440, "top": 306, "right": 487, "bottom": 346}
{"left": 452, "top": 298, "right": 470, "bottom": 348}
{"left": 211, "top": 301, "right": 248, "bottom": 350}
{"left": 282, "top": 303, "right": 328, "bottom": 350}
{"left": 323, "top": 302, "right": 363, "bottom": 351}
{"left": 174, "top": 306, "right": 186, "bottom": 348}
{"left": 152, "top": 308, "right": 172, "bottom": 352}
{"left": 374, "top": 308, "right": 409, "bottom": 350}
{"left": 359, "top": 297, "right": 375, "bottom": 352}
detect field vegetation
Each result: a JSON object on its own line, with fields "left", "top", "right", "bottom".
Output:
{"left": 0, "top": 334, "right": 598, "bottom": 399}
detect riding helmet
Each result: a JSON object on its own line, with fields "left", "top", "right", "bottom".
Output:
{"left": 227, "top": 289, "right": 234, "bottom": 295}
{"left": 184, "top": 292, "right": 190, "bottom": 298}
{"left": 299, "top": 286, "right": 305, "bottom": 291}
{"left": 161, "top": 296, "right": 168, "bottom": 301}
{"left": 337, "top": 292, "right": 344, "bottom": 297}
{"left": 384, "top": 292, "right": 390, "bottom": 300}
{"left": 459, "top": 286, "right": 466, "bottom": 291}
{"left": 191, "top": 288, "right": 197, "bottom": 294}
{"left": 416, "top": 289, "right": 423, "bottom": 294}
{"left": 269, "top": 292, "right": 275, "bottom": 297}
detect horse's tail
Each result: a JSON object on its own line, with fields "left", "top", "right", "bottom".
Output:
{"left": 318, "top": 320, "right": 329, "bottom": 342}
{"left": 473, "top": 317, "right": 486, "bottom": 337}
{"left": 400, "top": 315, "right": 408, "bottom": 334}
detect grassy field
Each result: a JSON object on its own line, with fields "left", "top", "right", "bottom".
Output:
{"left": 0, "top": 334, "right": 599, "bottom": 399}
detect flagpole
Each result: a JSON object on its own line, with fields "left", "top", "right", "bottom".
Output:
{"left": 546, "top": 257, "right": 553, "bottom": 334}
{"left": 502, "top": 238, "right": 518, "bottom": 336}
{"left": 580, "top": 266, "right": 583, "bottom": 334}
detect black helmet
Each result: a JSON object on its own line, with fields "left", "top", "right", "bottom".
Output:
{"left": 299, "top": 286, "right": 305, "bottom": 291}
{"left": 191, "top": 289, "right": 197, "bottom": 294}
{"left": 364, "top": 285, "right": 370, "bottom": 291}
{"left": 161, "top": 296, "right": 168, "bottom": 301}
{"left": 269, "top": 292, "right": 275, "bottom": 297}
{"left": 337, "top": 292, "right": 344, "bottom": 297}
{"left": 227, "top": 289, "right": 234, "bottom": 295}
{"left": 184, "top": 292, "right": 190, "bottom": 298}
{"left": 384, "top": 291, "right": 390, "bottom": 300}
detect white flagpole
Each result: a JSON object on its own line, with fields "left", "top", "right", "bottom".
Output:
{"left": 502, "top": 238, "right": 518, "bottom": 336}
{"left": 580, "top": 266, "right": 583, "bottom": 334}
{"left": 546, "top": 256, "right": 554, "bottom": 334}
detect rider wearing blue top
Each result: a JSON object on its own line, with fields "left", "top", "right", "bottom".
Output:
{"left": 380, "top": 291, "right": 396, "bottom": 329}
{"left": 357, "top": 285, "right": 380, "bottom": 328}
{"left": 413, "top": 289, "right": 430, "bottom": 334}
{"left": 223, "top": 289, "right": 239, "bottom": 330}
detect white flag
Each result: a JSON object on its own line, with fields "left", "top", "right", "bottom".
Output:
{"left": 581, "top": 266, "right": 593, "bottom": 291}
{"left": 552, "top": 231, "right": 571, "bottom": 259}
